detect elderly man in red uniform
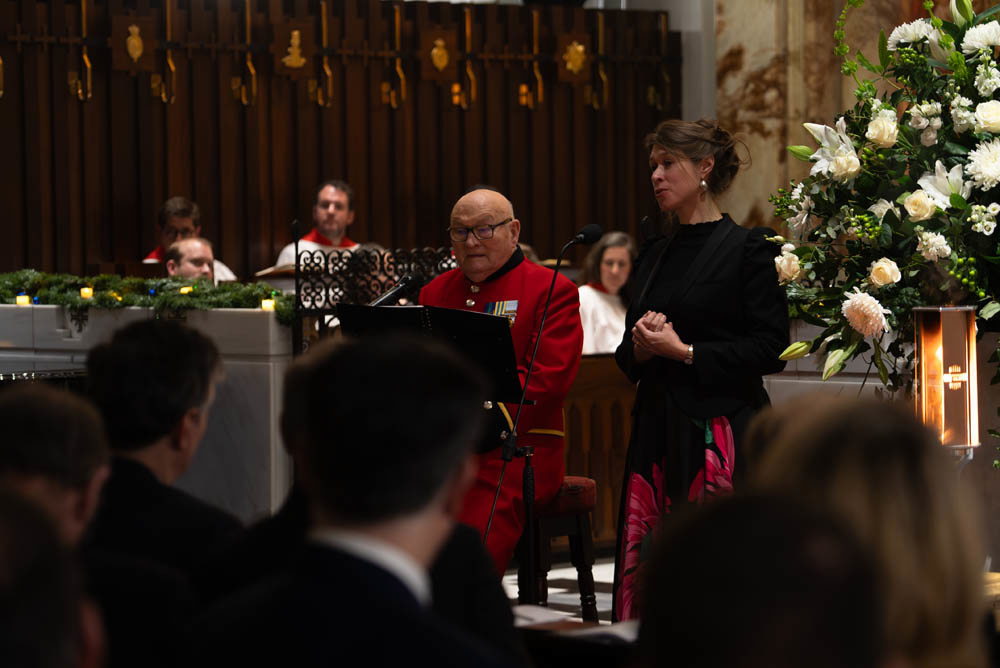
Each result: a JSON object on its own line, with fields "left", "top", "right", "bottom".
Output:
{"left": 420, "top": 188, "right": 584, "bottom": 573}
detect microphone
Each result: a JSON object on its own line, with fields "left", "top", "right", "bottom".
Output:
{"left": 483, "top": 224, "right": 599, "bottom": 600}
{"left": 573, "top": 223, "right": 603, "bottom": 244}
{"left": 369, "top": 273, "right": 422, "bottom": 306}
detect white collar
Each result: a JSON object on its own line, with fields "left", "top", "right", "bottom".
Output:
{"left": 309, "top": 528, "right": 432, "bottom": 607}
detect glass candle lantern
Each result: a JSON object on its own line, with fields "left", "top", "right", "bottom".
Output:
{"left": 914, "top": 306, "right": 979, "bottom": 449}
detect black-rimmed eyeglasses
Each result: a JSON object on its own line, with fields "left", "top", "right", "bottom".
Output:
{"left": 447, "top": 217, "right": 513, "bottom": 242}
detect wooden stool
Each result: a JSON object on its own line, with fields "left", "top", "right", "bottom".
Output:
{"left": 517, "top": 476, "right": 599, "bottom": 622}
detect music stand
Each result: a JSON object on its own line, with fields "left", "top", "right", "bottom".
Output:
{"left": 337, "top": 304, "right": 525, "bottom": 403}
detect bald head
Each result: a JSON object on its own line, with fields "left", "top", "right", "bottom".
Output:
{"left": 449, "top": 189, "right": 521, "bottom": 284}
{"left": 165, "top": 238, "right": 215, "bottom": 282}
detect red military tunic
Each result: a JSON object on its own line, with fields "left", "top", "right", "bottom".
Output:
{"left": 420, "top": 249, "right": 584, "bottom": 573}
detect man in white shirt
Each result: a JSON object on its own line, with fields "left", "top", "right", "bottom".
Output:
{"left": 274, "top": 180, "right": 360, "bottom": 267}
{"left": 189, "top": 335, "right": 510, "bottom": 667}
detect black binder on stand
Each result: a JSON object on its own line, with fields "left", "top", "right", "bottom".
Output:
{"left": 336, "top": 304, "right": 526, "bottom": 404}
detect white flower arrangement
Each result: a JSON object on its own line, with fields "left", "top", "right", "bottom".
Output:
{"left": 771, "top": 0, "right": 1000, "bottom": 389}
{"left": 842, "top": 288, "right": 891, "bottom": 338}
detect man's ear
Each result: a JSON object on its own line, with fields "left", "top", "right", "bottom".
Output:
{"left": 170, "top": 405, "right": 204, "bottom": 456}
{"left": 74, "top": 464, "right": 109, "bottom": 536}
{"left": 442, "top": 454, "right": 478, "bottom": 519}
{"left": 165, "top": 259, "right": 179, "bottom": 276}
{"left": 509, "top": 218, "right": 521, "bottom": 246}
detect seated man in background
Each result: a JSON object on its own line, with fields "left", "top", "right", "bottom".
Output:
{"left": 85, "top": 320, "right": 242, "bottom": 580}
{"left": 190, "top": 335, "right": 510, "bottom": 667}
{"left": 0, "top": 488, "right": 103, "bottom": 668}
{"left": 165, "top": 237, "right": 215, "bottom": 283}
{"left": 420, "top": 187, "right": 583, "bottom": 573}
{"left": 274, "top": 180, "right": 359, "bottom": 267}
{"left": 144, "top": 196, "right": 237, "bottom": 282}
{"left": 0, "top": 384, "right": 195, "bottom": 668}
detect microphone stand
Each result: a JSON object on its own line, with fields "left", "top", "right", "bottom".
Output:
{"left": 483, "top": 233, "right": 585, "bottom": 606}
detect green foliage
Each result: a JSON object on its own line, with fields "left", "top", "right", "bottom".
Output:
{"left": 0, "top": 271, "right": 295, "bottom": 327}
{"left": 773, "top": 1, "right": 1000, "bottom": 396}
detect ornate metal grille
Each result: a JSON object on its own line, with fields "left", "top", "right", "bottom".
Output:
{"left": 293, "top": 246, "right": 456, "bottom": 353}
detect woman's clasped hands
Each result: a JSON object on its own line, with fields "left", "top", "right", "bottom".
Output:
{"left": 632, "top": 310, "right": 688, "bottom": 362}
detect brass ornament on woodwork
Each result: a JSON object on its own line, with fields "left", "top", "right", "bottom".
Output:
{"left": 563, "top": 41, "right": 586, "bottom": 75}
{"left": 431, "top": 39, "right": 449, "bottom": 72}
{"left": 126, "top": 25, "right": 143, "bottom": 63}
{"left": 282, "top": 30, "right": 306, "bottom": 69}
{"left": 419, "top": 28, "right": 457, "bottom": 82}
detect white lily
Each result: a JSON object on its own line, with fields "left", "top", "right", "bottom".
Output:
{"left": 803, "top": 117, "right": 860, "bottom": 183}
{"left": 917, "top": 160, "right": 972, "bottom": 209}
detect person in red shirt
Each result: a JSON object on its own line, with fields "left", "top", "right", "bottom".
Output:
{"left": 275, "top": 180, "right": 359, "bottom": 267}
{"left": 419, "top": 188, "right": 584, "bottom": 573}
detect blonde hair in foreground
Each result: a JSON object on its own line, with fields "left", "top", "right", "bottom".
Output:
{"left": 748, "top": 396, "right": 986, "bottom": 668}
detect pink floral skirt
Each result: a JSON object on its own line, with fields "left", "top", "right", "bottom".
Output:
{"left": 611, "top": 399, "right": 752, "bottom": 621}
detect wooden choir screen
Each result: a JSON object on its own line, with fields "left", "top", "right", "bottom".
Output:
{"left": 0, "top": 0, "right": 680, "bottom": 278}
{"left": 563, "top": 354, "right": 635, "bottom": 551}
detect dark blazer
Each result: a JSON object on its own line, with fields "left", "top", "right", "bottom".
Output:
{"left": 188, "top": 544, "right": 512, "bottom": 668}
{"left": 616, "top": 217, "right": 789, "bottom": 417}
{"left": 196, "top": 483, "right": 530, "bottom": 667}
{"left": 82, "top": 549, "right": 197, "bottom": 668}
{"left": 85, "top": 457, "right": 243, "bottom": 579}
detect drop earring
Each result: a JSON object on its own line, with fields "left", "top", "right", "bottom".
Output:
{"left": 699, "top": 179, "right": 708, "bottom": 191}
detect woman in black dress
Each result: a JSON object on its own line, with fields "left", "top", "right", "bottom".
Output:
{"left": 612, "top": 119, "right": 789, "bottom": 620}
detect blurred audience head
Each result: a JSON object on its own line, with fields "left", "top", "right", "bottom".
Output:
{"left": 157, "top": 196, "right": 201, "bottom": 250}
{"left": 87, "top": 320, "right": 221, "bottom": 481}
{"left": 581, "top": 231, "right": 636, "bottom": 298}
{"left": 638, "top": 494, "right": 883, "bottom": 668}
{"left": 282, "top": 335, "right": 488, "bottom": 539}
{"left": 165, "top": 237, "right": 215, "bottom": 282}
{"left": 0, "top": 488, "right": 103, "bottom": 668}
{"left": 748, "top": 396, "right": 986, "bottom": 668}
{"left": 0, "top": 385, "right": 109, "bottom": 545}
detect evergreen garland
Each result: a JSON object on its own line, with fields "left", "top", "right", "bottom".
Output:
{"left": 0, "top": 270, "right": 295, "bottom": 326}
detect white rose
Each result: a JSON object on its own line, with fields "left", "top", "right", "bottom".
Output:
{"left": 909, "top": 114, "right": 929, "bottom": 130}
{"left": 976, "top": 100, "right": 1000, "bottom": 133}
{"left": 866, "top": 116, "right": 898, "bottom": 148}
{"left": 830, "top": 153, "right": 861, "bottom": 182}
{"left": 774, "top": 252, "right": 802, "bottom": 284}
{"left": 904, "top": 190, "right": 938, "bottom": 221}
{"left": 868, "top": 257, "right": 902, "bottom": 288}
{"left": 920, "top": 127, "right": 939, "bottom": 146}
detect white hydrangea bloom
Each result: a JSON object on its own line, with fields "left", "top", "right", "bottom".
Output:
{"left": 916, "top": 229, "right": 952, "bottom": 261}
{"left": 965, "top": 137, "right": 1000, "bottom": 191}
{"left": 888, "top": 19, "right": 935, "bottom": 51}
{"left": 976, "top": 60, "right": 1000, "bottom": 97}
{"left": 842, "top": 288, "right": 891, "bottom": 338}
{"left": 952, "top": 95, "right": 976, "bottom": 134}
{"left": 962, "top": 21, "right": 1000, "bottom": 54}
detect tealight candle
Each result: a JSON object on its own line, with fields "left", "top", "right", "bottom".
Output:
{"left": 260, "top": 299, "right": 275, "bottom": 311}
{"left": 15, "top": 295, "right": 30, "bottom": 306}
{"left": 80, "top": 287, "right": 93, "bottom": 299}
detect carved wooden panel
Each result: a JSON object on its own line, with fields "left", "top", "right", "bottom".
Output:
{"left": 563, "top": 354, "right": 634, "bottom": 551}
{"left": 0, "top": 1, "right": 681, "bottom": 278}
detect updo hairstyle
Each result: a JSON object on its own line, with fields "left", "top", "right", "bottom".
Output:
{"left": 644, "top": 119, "right": 747, "bottom": 195}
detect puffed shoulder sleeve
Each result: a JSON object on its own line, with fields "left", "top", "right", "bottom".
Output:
{"left": 692, "top": 227, "right": 789, "bottom": 385}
